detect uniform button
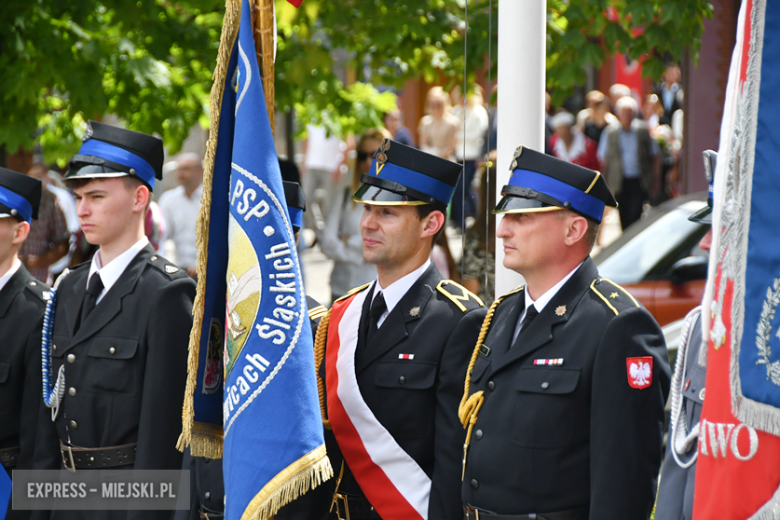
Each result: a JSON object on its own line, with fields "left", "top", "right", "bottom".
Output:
{"left": 109, "top": 347, "right": 116, "bottom": 355}
{"left": 29, "top": 281, "right": 37, "bottom": 286}
{"left": 67, "top": 354, "right": 76, "bottom": 364}
{"left": 399, "top": 376, "right": 406, "bottom": 385}
{"left": 470, "top": 479, "right": 479, "bottom": 490}
{"left": 70, "top": 420, "right": 78, "bottom": 429}
{"left": 487, "top": 381, "right": 495, "bottom": 391}
{"left": 475, "top": 429, "right": 483, "bottom": 440}
{"left": 68, "top": 387, "right": 77, "bottom": 397}
{"left": 204, "top": 492, "right": 211, "bottom": 500}
{"left": 53, "top": 344, "right": 57, "bottom": 351}
{"left": 541, "top": 382, "right": 550, "bottom": 389}
{"left": 151, "top": 256, "right": 158, "bottom": 261}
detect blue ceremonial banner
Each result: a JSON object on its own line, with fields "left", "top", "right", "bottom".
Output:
{"left": 179, "top": 0, "right": 332, "bottom": 518}
{"left": 0, "top": 466, "right": 10, "bottom": 520}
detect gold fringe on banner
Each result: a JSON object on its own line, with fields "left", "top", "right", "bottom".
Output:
{"left": 240, "top": 445, "right": 334, "bottom": 520}
{"left": 177, "top": 0, "right": 242, "bottom": 459}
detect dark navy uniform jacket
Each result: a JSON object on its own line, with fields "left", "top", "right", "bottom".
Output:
{"left": 462, "top": 258, "right": 670, "bottom": 519}
{"left": 278, "top": 264, "right": 486, "bottom": 520}
{"left": 655, "top": 309, "right": 705, "bottom": 520}
{"left": 36, "top": 244, "right": 195, "bottom": 520}
{"left": 0, "top": 264, "right": 51, "bottom": 520}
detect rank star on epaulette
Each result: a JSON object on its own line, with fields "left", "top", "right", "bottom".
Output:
{"left": 610, "top": 292, "right": 619, "bottom": 299}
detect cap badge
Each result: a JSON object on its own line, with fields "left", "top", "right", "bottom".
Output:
{"left": 409, "top": 306, "right": 421, "bottom": 317}
{"left": 555, "top": 305, "right": 566, "bottom": 316}
{"left": 82, "top": 123, "right": 93, "bottom": 142}
{"left": 510, "top": 145, "right": 524, "bottom": 171}
{"left": 374, "top": 139, "right": 391, "bottom": 175}
{"left": 165, "top": 265, "right": 180, "bottom": 274}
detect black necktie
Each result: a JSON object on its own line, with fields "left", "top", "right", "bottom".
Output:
{"left": 367, "top": 292, "right": 387, "bottom": 346}
{"left": 519, "top": 305, "right": 539, "bottom": 334}
{"left": 80, "top": 273, "right": 104, "bottom": 328}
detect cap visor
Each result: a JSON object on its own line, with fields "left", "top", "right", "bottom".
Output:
{"left": 65, "top": 164, "right": 129, "bottom": 181}
{"left": 352, "top": 184, "right": 427, "bottom": 206}
{"left": 688, "top": 205, "right": 712, "bottom": 224}
{"left": 494, "top": 195, "right": 564, "bottom": 215}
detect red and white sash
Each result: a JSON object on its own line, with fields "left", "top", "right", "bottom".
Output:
{"left": 326, "top": 288, "right": 431, "bottom": 520}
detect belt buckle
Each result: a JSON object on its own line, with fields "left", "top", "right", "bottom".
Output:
{"left": 62, "top": 445, "right": 77, "bottom": 473}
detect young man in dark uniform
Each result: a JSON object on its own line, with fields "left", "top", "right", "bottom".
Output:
{"left": 0, "top": 167, "right": 51, "bottom": 520}
{"left": 460, "top": 146, "right": 670, "bottom": 520}
{"left": 38, "top": 121, "right": 196, "bottom": 520}
{"left": 654, "top": 151, "right": 716, "bottom": 520}
{"left": 284, "top": 140, "right": 486, "bottom": 520}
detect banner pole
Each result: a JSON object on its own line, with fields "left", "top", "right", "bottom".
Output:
{"left": 253, "top": 0, "right": 275, "bottom": 135}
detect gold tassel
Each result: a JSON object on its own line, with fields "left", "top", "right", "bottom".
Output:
{"left": 313, "top": 308, "right": 332, "bottom": 430}
{"left": 457, "top": 285, "right": 523, "bottom": 479}
{"left": 178, "top": 0, "right": 242, "bottom": 454}
{"left": 240, "top": 445, "right": 334, "bottom": 520}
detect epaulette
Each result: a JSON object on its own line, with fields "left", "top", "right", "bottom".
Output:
{"left": 308, "top": 304, "right": 328, "bottom": 322}
{"left": 590, "top": 277, "right": 640, "bottom": 316}
{"left": 148, "top": 254, "right": 183, "bottom": 277}
{"left": 24, "top": 278, "right": 52, "bottom": 303}
{"left": 333, "top": 282, "right": 371, "bottom": 303}
{"left": 436, "top": 280, "right": 484, "bottom": 312}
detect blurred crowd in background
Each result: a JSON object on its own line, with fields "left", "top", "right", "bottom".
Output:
{"left": 23, "top": 65, "right": 684, "bottom": 310}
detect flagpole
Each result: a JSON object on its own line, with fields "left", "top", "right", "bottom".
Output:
{"left": 494, "top": 0, "right": 547, "bottom": 297}
{"left": 253, "top": 0, "right": 275, "bottom": 135}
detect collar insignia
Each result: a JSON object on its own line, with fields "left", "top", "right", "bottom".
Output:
{"left": 555, "top": 305, "right": 566, "bottom": 316}
{"left": 409, "top": 306, "right": 421, "bottom": 317}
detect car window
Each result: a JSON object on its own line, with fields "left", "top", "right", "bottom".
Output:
{"left": 596, "top": 201, "right": 707, "bottom": 284}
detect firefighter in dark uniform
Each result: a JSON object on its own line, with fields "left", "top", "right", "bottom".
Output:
{"left": 460, "top": 146, "right": 670, "bottom": 520}
{"left": 282, "top": 140, "right": 485, "bottom": 520}
{"left": 654, "top": 150, "right": 716, "bottom": 520}
{"left": 37, "top": 121, "right": 196, "bottom": 519}
{"left": 177, "top": 181, "right": 326, "bottom": 520}
{"left": 0, "top": 167, "right": 51, "bottom": 520}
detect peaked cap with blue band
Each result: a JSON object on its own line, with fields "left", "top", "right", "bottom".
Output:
{"left": 495, "top": 145, "right": 617, "bottom": 222}
{"left": 0, "top": 167, "right": 42, "bottom": 222}
{"left": 66, "top": 121, "right": 164, "bottom": 191}
{"left": 353, "top": 139, "right": 462, "bottom": 206}
{"left": 283, "top": 181, "right": 306, "bottom": 232}
{"left": 689, "top": 149, "right": 716, "bottom": 225}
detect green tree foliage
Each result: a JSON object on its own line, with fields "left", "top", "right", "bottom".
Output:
{"left": 0, "top": 0, "right": 712, "bottom": 163}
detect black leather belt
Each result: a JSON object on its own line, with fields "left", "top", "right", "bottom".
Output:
{"left": 198, "top": 510, "right": 224, "bottom": 520}
{"left": 0, "top": 446, "right": 20, "bottom": 468}
{"left": 60, "top": 441, "right": 137, "bottom": 472}
{"left": 465, "top": 505, "right": 587, "bottom": 520}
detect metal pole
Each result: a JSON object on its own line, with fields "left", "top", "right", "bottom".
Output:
{"left": 494, "top": 0, "right": 547, "bottom": 298}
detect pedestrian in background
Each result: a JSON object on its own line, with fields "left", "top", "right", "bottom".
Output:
{"left": 418, "top": 86, "right": 459, "bottom": 160}
{"left": 316, "top": 129, "right": 382, "bottom": 301}
{"left": 20, "top": 164, "right": 70, "bottom": 283}
{"left": 159, "top": 152, "right": 203, "bottom": 277}
{"left": 549, "top": 111, "right": 599, "bottom": 171}
{"left": 598, "top": 96, "right": 659, "bottom": 229}
{"left": 383, "top": 109, "right": 415, "bottom": 148}
{"left": 452, "top": 85, "right": 489, "bottom": 231}
{"left": 301, "top": 125, "right": 346, "bottom": 231}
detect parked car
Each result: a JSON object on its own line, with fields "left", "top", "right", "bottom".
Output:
{"left": 593, "top": 193, "right": 709, "bottom": 327}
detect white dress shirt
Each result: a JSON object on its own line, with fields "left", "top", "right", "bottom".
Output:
{"left": 0, "top": 257, "right": 22, "bottom": 293}
{"left": 87, "top": 237, "right": 149, "bottom": 303}
{"left": 512, "top": 261, "right": 584, "bottom": 343}
{"left": 159, "top": 184, "right": 202, "bottom": 268}
{"left": 371, "top": 259, "right": 431, "bottom": 329}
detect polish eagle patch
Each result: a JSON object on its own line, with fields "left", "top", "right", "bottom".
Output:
{"left": 626, "top": 357, "right": 653, "bottom": 389}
